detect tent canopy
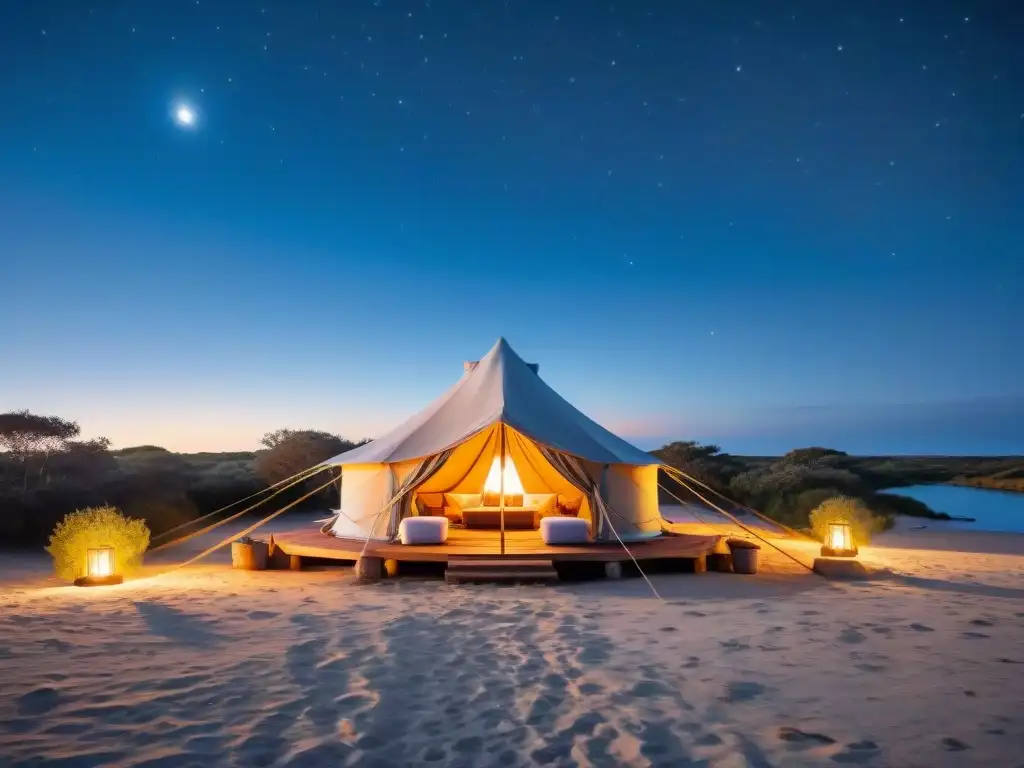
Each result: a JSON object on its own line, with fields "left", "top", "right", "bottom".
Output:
{"left": 323, "top": 337, "right": 657, "bottom": 467}
{"left": 329, "top": 421, "right": 664, "bottom": 542}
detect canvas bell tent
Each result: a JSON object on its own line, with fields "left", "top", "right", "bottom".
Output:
{"left": 321, "top": 338, "right": 667, "bottom": 544}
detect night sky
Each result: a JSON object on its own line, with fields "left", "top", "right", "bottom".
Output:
{"left": 2, "top": 1, "right": 1021, "bottom": 455}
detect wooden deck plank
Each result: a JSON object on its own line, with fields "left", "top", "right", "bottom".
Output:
{"left": 271, "top": 526, "right": 721, "bottom": 564}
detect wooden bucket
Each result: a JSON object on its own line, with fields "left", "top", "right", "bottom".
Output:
{"left": 231, "top": 539, "right": 269, "bottom": 570}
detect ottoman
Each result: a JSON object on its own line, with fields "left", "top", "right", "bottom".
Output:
{"left": 540, "top": 516, "right": 591, "bottom": 545}
{"left": 399, "top": 516, "right": 449, "bottom": 545}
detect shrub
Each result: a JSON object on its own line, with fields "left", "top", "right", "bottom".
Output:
{"left": 808, "top": 495, "right": 889, "bottom": 546}
{"left": 792, "top": 487, "right": 846, "bottom": 523}
{"left": 46, "top": 505, "right": 150, "bottom": 582}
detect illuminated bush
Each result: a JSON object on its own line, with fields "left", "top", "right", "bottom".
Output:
{"left": 46, "top": 505, "right": 150, "bottom": 582}
{"left": 809, "top": 495, "right": 887, "bottom": 546}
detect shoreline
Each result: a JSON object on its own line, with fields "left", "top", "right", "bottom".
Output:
{"left": 946, "top": 479, "right": 1024, "bottom": 494}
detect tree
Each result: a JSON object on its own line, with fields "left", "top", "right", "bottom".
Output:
{"left": 0, "top": 410, "right": 81, "bottom": 490}
{"left": 653, "top": 440, "right": 744, "bottom": 493}
{"left": 782, "top": 447, "right": 848, "bottom": 465}
{"left": 256, "top": 429, "right": 365, "bottom": 486}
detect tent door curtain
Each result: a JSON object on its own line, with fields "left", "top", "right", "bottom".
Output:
{"left": 386, "top": 449, "right": 454, "bottom": 540}
{"left": 536, "top": 445, "right": 611, "bottom": 540}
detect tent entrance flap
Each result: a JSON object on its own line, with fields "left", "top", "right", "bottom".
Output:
{"left": 329, "top": 427, "right": 665, "bottom": 542}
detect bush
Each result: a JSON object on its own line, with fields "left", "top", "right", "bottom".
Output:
{"left": 46, "top": 505, "right": 150, "bottom": 582}
{"left": 808, "top": 495, "right": 889, "bottom": 547}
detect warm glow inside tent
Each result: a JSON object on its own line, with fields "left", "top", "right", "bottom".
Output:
{"left": 322, "top": 338, "right": 666, "bottom": 544}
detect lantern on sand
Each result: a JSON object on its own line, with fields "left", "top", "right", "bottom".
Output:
{"left": 821, "top": 520, "right": 858, "bottom": 558}
{"left": 74, "top": 545, "right": 123, "bottom": 586}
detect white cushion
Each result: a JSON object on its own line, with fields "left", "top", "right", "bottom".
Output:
{"left": 444, "top": 492, "right": 482, "bottom": 510}
{"left": 399, "top": 516, "right": 448, "bottom": 545}
{"left": 540, "top": 516, "right": 591, "bottom": 545}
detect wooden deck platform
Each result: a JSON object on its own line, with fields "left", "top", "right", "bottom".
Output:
{"left": 269, "top": 526, "right": 722, "bottom": 565}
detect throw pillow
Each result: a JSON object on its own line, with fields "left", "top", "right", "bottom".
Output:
{"left": 445, "top": 492, "right": 482, "bottom": 510}
{"left": 524, "top": 493, "right": 557, "bottom": 514}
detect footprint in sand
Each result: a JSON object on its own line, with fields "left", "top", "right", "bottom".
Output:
{"left": 17, "top": 687, "right": 60, "bottom": 716}
{"left": 962, "top": 632, "right": 990, "bottom": 639}
{"left": 720, "top": 639, "right": 750, "bottom": 652}
{"left": 246, "top": 610, "right": 280, "bottom": 621}
{"left": 695, "top": 732, "right": 723, "bottom": 746}
{"left": 683, "top": 610, "right": 707, "bottom": 617}
{"left": 969, "top": 619, "right": 994, "bottom": 627}
{"left": 908, "top": 623, "right": 934, "bottom": 632}
{"left": 941, "top": 737, "right": 970, "bottom": 751}
{"left": 723, "top": 681, "right": 765, "bottom": 703}
{"left": 832, "top": 740, "right": 881, "bottom": 764}
{"left": 838, "top": 628, "right": 866, "bottom": 644}
{"left": 778, "top": 726, "right": 836, "bottom": 747}
{"left": 40, "top": 638, "right": 74, "bottom": 652}
{"left": 631, "top": 679, "right": 674, "bottom": 698}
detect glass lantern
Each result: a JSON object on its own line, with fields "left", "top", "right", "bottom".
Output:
{"left": 821, "top": 520, "right": 858, "bottom": 557}
{"left": 74, "top": 545, "right": 123, "bottom": 586}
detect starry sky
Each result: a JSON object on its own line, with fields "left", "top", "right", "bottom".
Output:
{"left": 2, "top": 1, "right": 1021, "bottom": 455}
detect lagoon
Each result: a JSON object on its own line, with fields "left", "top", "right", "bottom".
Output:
{"left": 885, "top": 484, "right": 1024, "bottom": 534}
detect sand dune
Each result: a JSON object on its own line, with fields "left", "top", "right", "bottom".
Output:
{"left": 1, "top": 517, "right": 1022, "bottom": 767}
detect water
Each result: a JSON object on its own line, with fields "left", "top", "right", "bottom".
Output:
{"left": 883, "top": 484, "right": 1024, "bottom": 534}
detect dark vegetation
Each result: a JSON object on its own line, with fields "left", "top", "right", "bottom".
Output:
{"left": 951, "top": 468, "right": 1024, "bottom": 493}
{"left": 0, "top": 410, "right": 364, "bottom": 545}
{"left": 653, "top": 442, "right": 1024, "bottom": 533}
{"left": 1, "top": 410, "right": 1021, "bottom": 546}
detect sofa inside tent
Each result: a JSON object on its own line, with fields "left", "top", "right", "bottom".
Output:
{"left": 322, "top": 338, "right": 667, "bottom": 545}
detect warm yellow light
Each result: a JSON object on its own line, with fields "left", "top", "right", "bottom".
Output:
{"left": 483, "top": 455, "right": 523, "bottom": 495}
{"left": 822, "top": 520, "right": 857, "bottom": 557}
{"left": 87, "top": 546, "right": 115, "bottom": 578}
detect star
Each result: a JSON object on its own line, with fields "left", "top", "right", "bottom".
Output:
{"left": 172, "top": 102, "right": 198, "bottom": 129}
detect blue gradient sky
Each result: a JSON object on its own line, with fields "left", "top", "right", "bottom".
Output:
{"left": 1, "top": 1, "right": 1021, "bottom": 455}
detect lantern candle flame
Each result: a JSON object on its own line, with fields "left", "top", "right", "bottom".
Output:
{"left": 821, "top": 520, "right": 858, "bottom": 558}
{"left": 74, "top": 545, "right": 123, "bottom": 587}
{"left": 88, "top": 546, "right": 114, "bottom": 578}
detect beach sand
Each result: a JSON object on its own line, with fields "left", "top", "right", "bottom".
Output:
{"left": 1, "top": 514, "right": 1022, "bottom": 768}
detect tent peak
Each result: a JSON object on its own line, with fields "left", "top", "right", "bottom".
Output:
{"left": 323, "top": 337, "right": 658, "bottom": 466}
{"left": 466, "top": 337, "right": 538, "bottom": 375}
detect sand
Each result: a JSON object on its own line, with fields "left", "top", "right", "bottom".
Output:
{"left": 1, "top": 514, "right": 1022, "bottom": 768}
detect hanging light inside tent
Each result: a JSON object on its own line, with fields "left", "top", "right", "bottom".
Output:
{"left": 74, "top": 545, "right": 124, "bottom": 587}
{"left": 821, "top": 520, "right": 858, "bottom": 558}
